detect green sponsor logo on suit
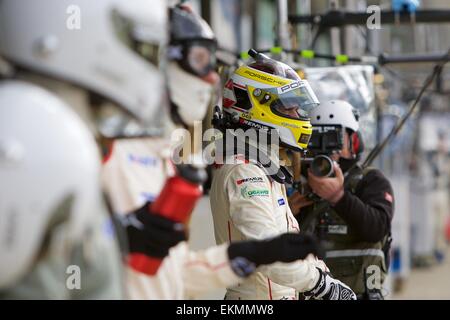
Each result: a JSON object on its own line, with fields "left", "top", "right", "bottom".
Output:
{"left": 241, "top": 185, "right": 269, "bottom": 198}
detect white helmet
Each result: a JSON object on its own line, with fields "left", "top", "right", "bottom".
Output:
{"left": 0, "top": 81, "right": 109, "bottom": 289}
{"left": 0, "top": 0, "right": 168, "bottom": 138}
{"left": 309, "top": 100, "right": 359, "bottom": 132}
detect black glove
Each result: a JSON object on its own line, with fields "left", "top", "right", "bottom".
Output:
{"left": 303, "top": 267, "right": 357, "bottom": 300}
{"left": 120, "top": 202, "right": 187, "bottom": 258}
{"left": 227, "top": 233, "right": 320, "bottom": 277}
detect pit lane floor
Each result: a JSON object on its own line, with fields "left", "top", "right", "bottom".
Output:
{"left": 391, "top": 247, "right": 450, "bottom": 300}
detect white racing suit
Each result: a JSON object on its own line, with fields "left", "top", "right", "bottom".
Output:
{"left": 210, "top": 155, "right": 326, "bottom": 300}
{"left": 102, "top": 138, "right": 241, "bottom": 299}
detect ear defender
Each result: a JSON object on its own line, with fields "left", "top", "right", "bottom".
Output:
{"left": 352, "top": 131, "right": 365, "bottom": 159}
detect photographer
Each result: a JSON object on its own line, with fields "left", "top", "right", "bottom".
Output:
{"left": 290, "top": 100, "right": 394, "bottom": 300}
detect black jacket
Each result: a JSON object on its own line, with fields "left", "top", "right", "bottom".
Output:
{"left": 332, "top": 168, "right": 394, "bottom": 243}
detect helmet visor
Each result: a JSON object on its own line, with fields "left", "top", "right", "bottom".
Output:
{"left": 256, "top": 80, "right": 320, "bottom": 119}
{"left": 94, "top": 9, "right": 167, "bottom": 138}
{"left": 111, "top": 9, "right": 164, "bottom": 67}
{"left": 168, "top": 41, "right": 217, "bottom": 77}
{"left": 187, "top": 43, "right": 216, "bottom": 76}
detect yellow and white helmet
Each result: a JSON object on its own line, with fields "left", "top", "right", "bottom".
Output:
{"left": 222, "top": 49, "right": 320, "bottom": 151}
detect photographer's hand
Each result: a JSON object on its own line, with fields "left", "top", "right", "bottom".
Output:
{"left": 308, "top": 162, "right": 344, "bottom": 205}
{"left": 288, "top": 191, "right": 313, "bottom": 216}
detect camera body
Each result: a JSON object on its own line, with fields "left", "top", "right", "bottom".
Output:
{"left": 302, "top": 124, "right": 344, "bottom": 178}
{"left": 290, "top": 124, "right": 344, "bottom": 201}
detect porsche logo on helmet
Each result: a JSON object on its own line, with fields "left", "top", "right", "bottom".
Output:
{"left": 278, "top": 80, "right": 305, "bottom": 94}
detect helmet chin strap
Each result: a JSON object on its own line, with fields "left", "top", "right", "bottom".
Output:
{"left": 230, "top": 136, "right": 293, "bottom": 184}
{"left": 214, "top": 106, "right": 294, "bottom": 184}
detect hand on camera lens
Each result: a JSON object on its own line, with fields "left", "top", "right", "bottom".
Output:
{"left": 308, "top": 162, "right": 345, "bottom": 205}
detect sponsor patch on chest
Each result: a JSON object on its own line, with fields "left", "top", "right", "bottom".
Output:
{"left": 277, "top": 198, "right": 286, "bottom": 206}
{"left": 236, "top": 177, "right": 264, "bottom": 185}
{"left": 240, "top": 185, "right": 270, "bottom": 198}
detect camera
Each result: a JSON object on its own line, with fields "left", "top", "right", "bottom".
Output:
{"left": 287, "top": 124, "right": 344, "bottom": 201}
{"left": 302, "top": 124, "right": 344, "bottom": 178}
{"left": 310, "top": 154, "right": 335, "bottom": 178}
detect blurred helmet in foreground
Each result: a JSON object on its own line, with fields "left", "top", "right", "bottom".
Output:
{"left": 0, "top": 0, "right": 168, "bottom": 138}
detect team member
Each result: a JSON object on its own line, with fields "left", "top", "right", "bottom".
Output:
{"left": 0, "top": 0, "right": 315, "bottom": 299}
{"left": 0, "top": 0, "right": 172, "bottom": 298}
{"left": 101, "top": 5, "right": 321, "bottom": 299}
{"left": 210, "top": 50, "right": 357, "bottom": 300}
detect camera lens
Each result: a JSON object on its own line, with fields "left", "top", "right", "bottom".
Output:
{"left": 311, "top": 155, "right": 334, "bottom": 177}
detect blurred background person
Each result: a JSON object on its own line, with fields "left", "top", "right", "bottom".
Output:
{"left": 431, "top": 130, "right": 450, "bottom": 263}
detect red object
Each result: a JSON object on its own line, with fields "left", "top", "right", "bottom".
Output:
{"left": 267, "top": 278, "right": 273, "bottom": 300}
{"left": 446, "top": 216, "right": 450, "bottom": 243}
{"left": 223, "top": 97, "right": 236, "bottom": 108}
{"left": 224, "top": 79, "right": 233, "bottom": 90}
{"left": 128, "top": 175, "right": 203, "bottom": 275}
{"left": 101, "top": 140, "right": 114, "bottom": 164}
{"left": 352, "top": 132, "right": 360, "bottom": 154}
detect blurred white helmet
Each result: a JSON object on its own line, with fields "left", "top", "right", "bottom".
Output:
{"left": 0, "top": 81, "right": 107, "bottom": 289}
{"left": 0, "top": 0, "right": 168, "bottom": 138}
{"left": 309, "top": 100, "right": 359, "bottom": 132}
{"left": 167, "top": 6, "right": 218, "bottom": 127}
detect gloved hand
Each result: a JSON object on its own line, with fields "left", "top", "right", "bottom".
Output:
{"left": 227, "top": 233, "right": 320, "bottom": 277}
{"left": 120, "top": 202, "right": 187, "bottom": 258}
{"left": 304, "top": 267, "right": 357, "bottom": 300}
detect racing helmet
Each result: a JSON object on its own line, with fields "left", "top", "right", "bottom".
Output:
{"left": 0, "top": 81, "right": 121, "bottom": 290}
{"left": 222, "top": 49, "right": 320, "bottom": 151}
{"left": 0, "top": 0, "right": 168, "bottom": 138}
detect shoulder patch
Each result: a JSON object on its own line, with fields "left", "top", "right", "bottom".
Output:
{"left": 384, "top": 192, "right": 393, "bottom": 203}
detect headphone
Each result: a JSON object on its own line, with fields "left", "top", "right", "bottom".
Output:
{"left": 348, "top": 107, "right": 364, "bottom": 159}
{"left": 349, "top": 130, "right": 365, "bottom": 160}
